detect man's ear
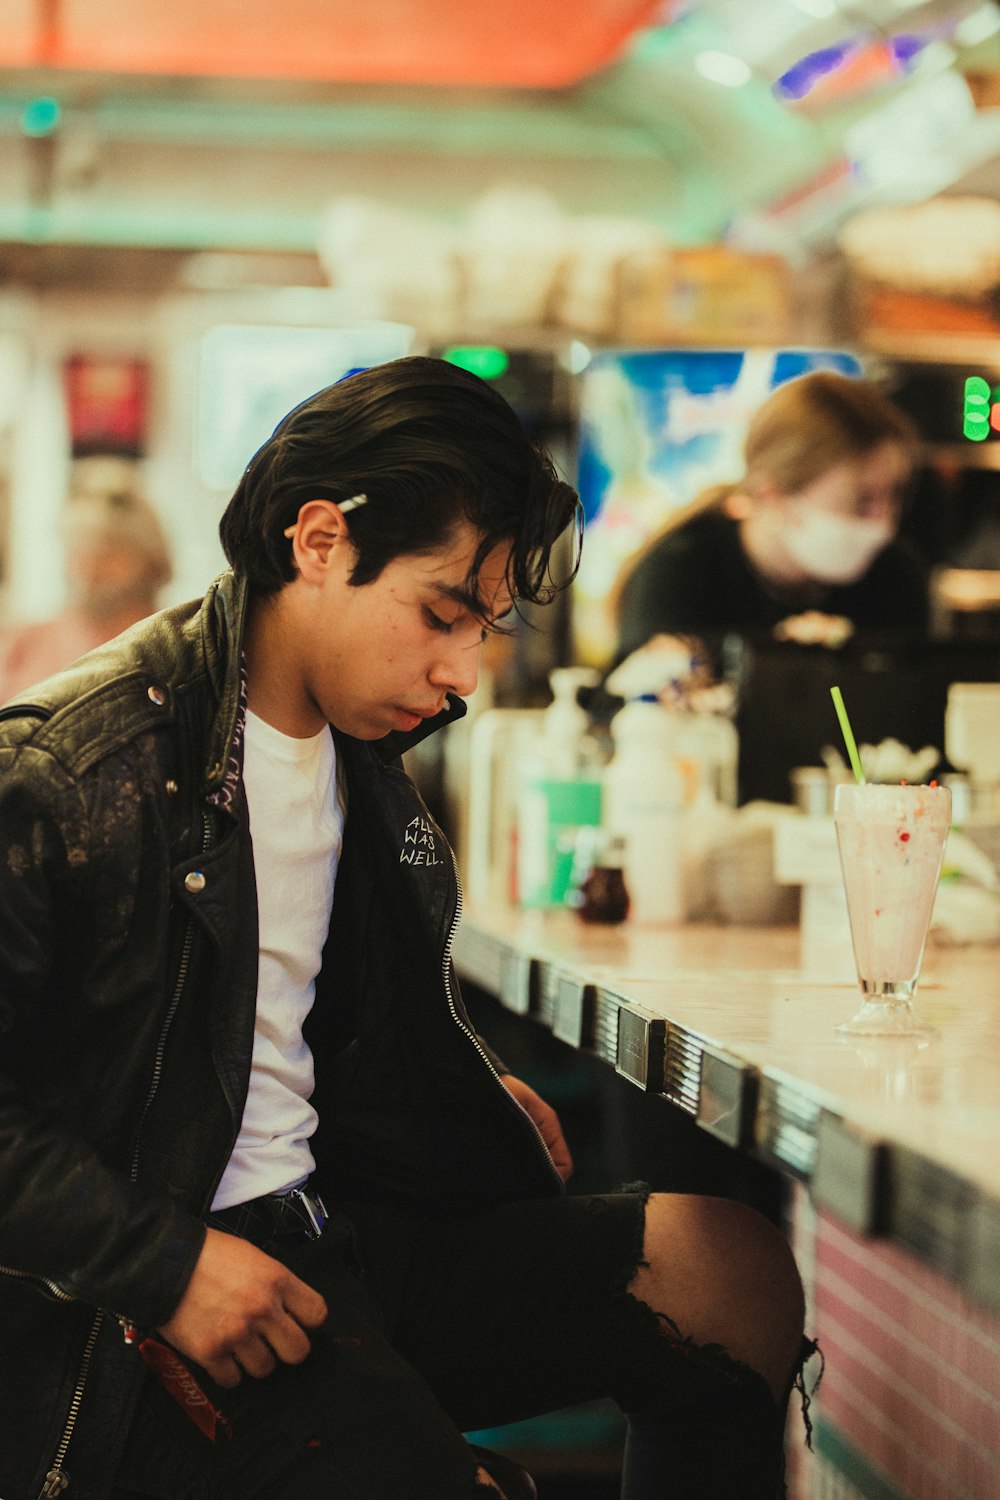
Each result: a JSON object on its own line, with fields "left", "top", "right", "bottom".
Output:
{"left": 284, "top": 500, "right": 353, "bottom": 582}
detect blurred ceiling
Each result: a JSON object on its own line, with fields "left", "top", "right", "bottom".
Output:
{"left": 1, "top": 0, "right": 1000, "bottom": 288}
{"left": 0, "top": 0, "right": 671, "bottom": 88}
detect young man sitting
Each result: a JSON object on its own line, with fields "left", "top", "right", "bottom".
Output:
{"left": 0, "top": 357, "right": 810, "bottom": 1500}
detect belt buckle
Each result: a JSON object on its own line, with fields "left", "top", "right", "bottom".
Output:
{"left": 287, "top": 1186, "right": 328, "bottom": 1239}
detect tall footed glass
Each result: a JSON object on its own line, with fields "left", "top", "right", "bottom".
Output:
{"left": 833, "top": 782, "right": 952, "bottom": 1036}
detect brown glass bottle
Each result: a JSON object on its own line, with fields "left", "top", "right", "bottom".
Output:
{"left": 575, "top": 835, "right": 630, "bottom": 925}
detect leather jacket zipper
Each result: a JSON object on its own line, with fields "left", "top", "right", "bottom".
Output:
{"left": 0, "top": 1265, "right": 77, "bottom": 1302}
{"left": 36, "top": 1311, "right": 103, "bottom": 1498}
{"left": 441, "top": 847, "right": 562, "bottom": 1188}
{"left": 0, "top": 1255, "right": 104, "bottom": 1495}
{"left": 34, "top": 811, "right": 213, "bottom": 1497}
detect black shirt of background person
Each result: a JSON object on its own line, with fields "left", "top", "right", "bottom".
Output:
{"left": 615, "top": 507, "right": 930, "bottom": 669}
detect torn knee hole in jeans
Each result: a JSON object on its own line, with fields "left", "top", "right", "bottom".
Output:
{"left": 792, "top": 1337, "right": 824, "bottom": 1447}
{"left": 602, "top": 1179, "right": 653, "bottom": 1300}
{"left": 623, "top": 1295, "right": 824, "bottom": 1448}
{"left": 599, "top": 1183, "right": 739, "bottom": 1377}
{"left": 601, "top": 1184, "right": 824, "bottom": 1449}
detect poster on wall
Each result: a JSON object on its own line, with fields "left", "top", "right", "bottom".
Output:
{"left": 63, "top": 354, "right": 151, "bottom": 458}
{"left": 572, "top": 346, "right": 861, "bottom": 666}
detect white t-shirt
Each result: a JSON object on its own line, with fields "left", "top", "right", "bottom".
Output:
{"left": 211, "top": 709, "right": 344, "bottom": 1211}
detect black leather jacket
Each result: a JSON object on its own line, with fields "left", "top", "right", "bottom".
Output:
{"left": 0, "top": 571, "right": 562, "bottom": 1500}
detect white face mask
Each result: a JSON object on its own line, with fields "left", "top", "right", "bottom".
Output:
{"left": 782, "top": 507, "right": 895, "bottom": 585}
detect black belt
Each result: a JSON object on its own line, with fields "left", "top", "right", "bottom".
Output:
{"left": 208, "top": 1184, "right": 330, "bottom": 1247}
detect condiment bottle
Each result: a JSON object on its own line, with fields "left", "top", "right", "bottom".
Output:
{"left": 575, "top": 833, "right": 630, "bottom": 925}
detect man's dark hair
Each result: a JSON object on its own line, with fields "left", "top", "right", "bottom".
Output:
{"left": 219, "top": 355, "right": 582, "bottom": 612}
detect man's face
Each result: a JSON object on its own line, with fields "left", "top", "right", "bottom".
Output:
{"left": 287, "top": 514, "right": 515, "bottom": 740}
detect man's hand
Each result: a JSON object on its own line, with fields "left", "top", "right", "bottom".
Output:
{"left": 500, "top": 1074, "right": 573, "bottom": 1183}
{"left": 158, "top": 1226, "right": 328, "bottom": 1389}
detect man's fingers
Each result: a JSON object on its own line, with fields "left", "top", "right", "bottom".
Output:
{"left": 195, "top": 1297, "right": 322, "bottom": 1382}
{"left": 205, "top": 1353, "right": 244, "bottom": 1390}
{"left": 285, "top": 1278, "right": 328, "bottom": 1331}
{"left": 263, "top": 1311, "right": 315, "bottom": 1368}
{"left": 204, "top": 1296, "right": 322, "bottom": 1382}
{"left": 230, "top": 1336, "right": 278, "bottom": 1381}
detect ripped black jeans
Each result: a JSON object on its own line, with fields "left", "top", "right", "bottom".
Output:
{"left": 115, "top": 1189, "right": 818, "bottom": 1500}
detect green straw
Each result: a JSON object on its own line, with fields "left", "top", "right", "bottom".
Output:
{"left": 830, "top": 685, "right": 865, "bottom": 784}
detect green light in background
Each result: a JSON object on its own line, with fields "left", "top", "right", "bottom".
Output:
{"left": 964, "top": 375, "right": 990, "bottom": 441}
{"left": 21, "top": 97, "right": 61, "bottom": 137}
{"left": 442, "top": 345, "right": 510, "bottom": 381}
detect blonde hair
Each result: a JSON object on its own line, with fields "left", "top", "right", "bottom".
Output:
{"left": 613, "top": 371, "right": 919, "bottom": 618}
{"left": 740, "top": 369, "right": 918, "bottom": 498}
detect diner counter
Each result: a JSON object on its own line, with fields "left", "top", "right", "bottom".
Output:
{"left": 453, "top": 905, "right": 1000, "bottom": 1312}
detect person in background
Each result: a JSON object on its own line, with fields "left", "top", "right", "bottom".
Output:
{"left": 613, "top": 370, "right": 927, "bottom": 669}
{"left": 0, "top": 357, "right": 811, "bottom": 1500}
{"left": 0, "top": 455, "right": 172, "bottom": 702}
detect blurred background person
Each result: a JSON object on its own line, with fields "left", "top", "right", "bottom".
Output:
{"left": 0, "top": 456, "right": 172, "bottom": 702}
{"left": 612, "top": 370, "right": 927, "bottom": 671}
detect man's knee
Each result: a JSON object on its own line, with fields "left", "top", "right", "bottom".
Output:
{"left": 629, "top": 1193, "right": 805, "bottom": 1398}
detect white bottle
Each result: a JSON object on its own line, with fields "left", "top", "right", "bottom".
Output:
{"left": 603, "top": 695, "right": 686, "bottom": 925}
{"left": 541, "top": 668, "right": 600, "bottom": 778}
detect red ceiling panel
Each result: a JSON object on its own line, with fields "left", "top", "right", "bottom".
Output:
{"left": 3, "top": 0, "right": 671, "bottom": 87}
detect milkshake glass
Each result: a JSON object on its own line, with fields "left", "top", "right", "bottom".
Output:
{"left": 833, "top": 782, "right": 951, "bottom": 1036}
